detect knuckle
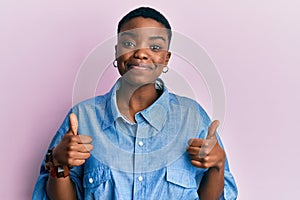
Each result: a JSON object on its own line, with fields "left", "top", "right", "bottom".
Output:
{"left": 67, "top": 158, "right": 73, "bottom": 165}
{"left": 68, "top": 145, "right": 75, "bottom": 151}
{"left": 203, "top": 156, "right": 209, "bottom": 162}
{"left": 80, "top": 160, "right": 86, "bottom": 165}
{"left": 67, "top": 151, "right": 74, "bottom": 158}
{"left": 202, "top": 163, "right": 209, "bottom": 168}
{"left": 85, "top": 153, "right": 91, "bottom": 159}
{"left": 70, "top": 136, "right": 77, "bottom": 142}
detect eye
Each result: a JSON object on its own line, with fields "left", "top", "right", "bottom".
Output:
{"left": 150, "top": 45, "right": 162, "bottom": 51}
{"left": 122, "top": 41, "right": 135, "bottom": 48}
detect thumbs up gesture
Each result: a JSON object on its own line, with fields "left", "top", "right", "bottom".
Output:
{"left": 52, "top": 113, "right": 94, "bottom": 167}
{"left": 186, "top": 120, "right": 225, "bottom": 170}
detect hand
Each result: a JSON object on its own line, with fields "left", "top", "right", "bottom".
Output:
{"left": 52, "top": 113, "right": 94, "bottom": 166}
{"left": 186, "top": 120, "right": 225, "bottom": 170}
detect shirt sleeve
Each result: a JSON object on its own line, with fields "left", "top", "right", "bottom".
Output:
{"left": 217, "top": 135, "right": 238, "bottom": 200}
{"left": 197, "top": 105, "right": 238, "bottom": 200}
{"left": 32, "top": 110, "right": 84, "bottom": 200}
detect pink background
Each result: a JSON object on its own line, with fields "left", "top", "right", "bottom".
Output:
{"left": 1, "top": 0, "right": 299, "bottom": 199}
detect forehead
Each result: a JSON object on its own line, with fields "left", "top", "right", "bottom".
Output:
{"left": 119, "top": 17, "right": 168, "bottom": 37}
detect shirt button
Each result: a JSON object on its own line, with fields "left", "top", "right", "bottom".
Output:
{"left": 89, "top": 178, "right": 93, "bottom": 184}
{"left": 138, "top": 141, "right": 144, "bottom": 147}
{"left": 138, "top": 176, "right": 143, "bottom": 181}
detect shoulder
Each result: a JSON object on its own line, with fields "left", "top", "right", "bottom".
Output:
{"left": 169, "top": 93, "right": 211, "bottom": 126}
{"left": 169, "top": 93, "right": 198, "bottom": 106}
{"left": 169, "top": 93, "right": 208, "bottom": 114}
{"left": 72, "top": 92, "right": 110, "bottom": 111}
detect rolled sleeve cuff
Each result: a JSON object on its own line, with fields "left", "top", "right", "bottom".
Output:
{"left": 32, "top": 166, "right": 83, "bottom": 200}
{"left": 220, "top": 170, "right": 238, "bottom": 200}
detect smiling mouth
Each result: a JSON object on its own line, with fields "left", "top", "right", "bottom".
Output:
{"left": 127, "top": 63, "right": 153, "bottom": 71}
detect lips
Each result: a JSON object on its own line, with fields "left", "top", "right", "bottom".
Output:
{"left": 127, "top": 63, "right": 153, "bottom": 70}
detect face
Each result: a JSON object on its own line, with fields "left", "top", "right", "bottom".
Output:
{"left": 116, "top": 17, "right": 171, "bottom": 86}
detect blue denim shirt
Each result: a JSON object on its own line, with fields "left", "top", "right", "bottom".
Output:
{"left": 33, "top": 79, "right": 238, "bottom": 200}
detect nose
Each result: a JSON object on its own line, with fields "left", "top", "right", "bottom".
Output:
{"left": 133, "top": 48, "right": 149, "bottom": 60}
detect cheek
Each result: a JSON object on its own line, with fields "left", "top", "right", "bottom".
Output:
{"left": 155, "top": 53, "right": 168, "bottom": 65}
{"left": 116, "top": 45, "right": 134, "bottom": 59}
{"left": 117, "top": 53, "right": 130, "bottom": 66}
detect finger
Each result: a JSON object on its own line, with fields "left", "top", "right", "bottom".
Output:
{"left": 68, "top": 143, "right": 94, "bottom": 153}
{"left": 69, "top": 113, "right": 78, "bottom": 135}
{"left": 68, "top": 135, "right": 93, "bottom": 144}
{"left": 187, "top": 146, "right": 209, "bottom": 160}
{"left": 78, "top": 135, "right": 93, "bottom": 144}
{"left": 190, "top": 155, "right": 210, "bottom": 162}
{"left": 198, "top": 138, "right": 217, "bottom": 158}
{"left": 188, "top": 138, "right": 204, "bottom": 147}
{"left": 186, "top": 146, "right": 201, "bottom": 155}
{"left": 207, "top": 120, "right": 219, "bottom": 139}
{"left": 188, "top": 145, "right": 210, "bottom": 159}
{"left": 71, "top": 159, "right": 87, "bottom": 166}
{"left": 199, "top": 148, "right": 211, "bottom": 158}
{"left": 68, "top": 151, "right": 91, "bottom": 160}
{"left": 190, "top": 160, "right": 211, "bottom": 169}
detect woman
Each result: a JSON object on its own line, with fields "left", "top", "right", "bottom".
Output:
{"left": 33, "top": 7, "right": 237, "bottom": 200}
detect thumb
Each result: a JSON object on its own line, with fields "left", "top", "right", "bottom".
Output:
{"left": 69, "top": 113, "right": 78, "bottom": 135}
{"left": 198, "top": 120, "right": 219, "bottom": 158}
{"left": 207, "top": 120, "right": 219, "bottom": 139}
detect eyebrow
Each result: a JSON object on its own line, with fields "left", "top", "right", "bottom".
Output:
{"left": 149, "top": 36, "right": 166, "bottom": 42}
{"left": 119, "top": 32, "right": 166, "bottom": 42}
{"left": 119, "top": 32, "right": 136, "bottom": 37}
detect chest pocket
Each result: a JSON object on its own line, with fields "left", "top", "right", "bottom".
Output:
{"left": 165, "top": 167, "right": 200, "bottom": 200}
{"left": 166, "top": 168, "right": 197, "bottom": 188}
{"left": 83, "top": 157, "right": 113, "bottom": 199}
{"left": 83, "top": 166, "right": 111, "bottom": 188}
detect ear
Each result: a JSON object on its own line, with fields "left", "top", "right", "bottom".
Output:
{"left": 164, "top": 51, "right": 171, "bottom": 66}
{"left": 114, "top": 45, "right": 117, "bottom": 59}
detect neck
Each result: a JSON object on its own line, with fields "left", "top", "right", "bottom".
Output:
{"left": 117, "top": 79, "right": 160, "bottom": 122}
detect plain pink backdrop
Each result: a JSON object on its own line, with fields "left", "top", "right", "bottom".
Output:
{"left": 1, "top": 1, "right": 299, "bottom": 199}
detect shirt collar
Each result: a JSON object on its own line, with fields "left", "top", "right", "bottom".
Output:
{"left": 102, "top": 78, "right": 170, "bottom": 131}
{"left": 139, "top": 79, "right": 169, "bottom": 131}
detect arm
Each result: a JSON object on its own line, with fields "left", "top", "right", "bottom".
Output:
{"left": 46, "top": 176, "right": 77, "bottom": 200}
{"left": 187, "top": 120, "right": 226, "bottom": 200}
{"left": 46, "top": 113, "right": 93, "bottom": 200}
{"left": 197, "top": 156, "right": 225, "bottom": 199}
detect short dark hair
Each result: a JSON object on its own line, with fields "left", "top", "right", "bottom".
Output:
{"left": 117, "top": 7, "right": 172, "bottom": 44}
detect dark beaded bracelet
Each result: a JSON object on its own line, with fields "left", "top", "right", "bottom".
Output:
{"left": 45, "top": 147, "right": 70, "bottom": 178}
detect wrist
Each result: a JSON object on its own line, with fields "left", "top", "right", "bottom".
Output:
{"left": 211, "top": 158, "right": 225, "bottom": 172}
{"left": 215, "top": 150, "right": 226, "bottom": 171}
{"left": 45, "top": 147, "right": 70, "bottom": 178}
{"left": 214, "top": 163, "right": 225, "bottom": 172}
{"left": 50, "top": 166, "right": 70, "bottom": 178}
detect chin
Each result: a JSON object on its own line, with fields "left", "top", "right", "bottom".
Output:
{"left": 121, "top": 72, "right": 157, "bottom": 87}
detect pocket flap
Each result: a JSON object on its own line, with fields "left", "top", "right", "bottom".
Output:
{"left": 166, "top": 168, "right": 197, "bottom": 189}
{"left": 83, "top": 167, "right": 111, "bottom": 188}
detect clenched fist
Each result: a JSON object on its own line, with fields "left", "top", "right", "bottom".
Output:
{"left": 187, "top": 120, "right": 225, "bottom": 170}
{"left": 52, "top": 113, "right": 94, "bottom": 167}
